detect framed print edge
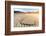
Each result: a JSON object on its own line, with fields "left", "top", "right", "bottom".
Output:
{"left": 5, "top": 1, "right": 45, "bottom": 35}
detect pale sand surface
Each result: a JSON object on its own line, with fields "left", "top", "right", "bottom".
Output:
{"left": 14, "top": 13, "right": 39, "bottom": 27}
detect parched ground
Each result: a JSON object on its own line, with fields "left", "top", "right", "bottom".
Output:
{"left": 14, "top": 12, "right": 39, "bottom": 27}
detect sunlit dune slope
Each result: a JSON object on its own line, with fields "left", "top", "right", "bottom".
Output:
{"left": 14, "top": 12, "right": 39, "bottom": 27}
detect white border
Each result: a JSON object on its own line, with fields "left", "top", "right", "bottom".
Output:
{"left": 11, "top": 5, "right": 42, "bottom": 31}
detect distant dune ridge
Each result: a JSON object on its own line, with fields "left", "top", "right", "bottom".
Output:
{"left": 14, "top": 12, "right": 39, "bottom": 27}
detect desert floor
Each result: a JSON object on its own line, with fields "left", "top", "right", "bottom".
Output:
{"left": 14, "top": 12, "right": 39, "bottom": 27}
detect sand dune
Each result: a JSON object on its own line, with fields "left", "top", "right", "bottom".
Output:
{"left": 14, "top": 12, "right": 39, "bottom": 27}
